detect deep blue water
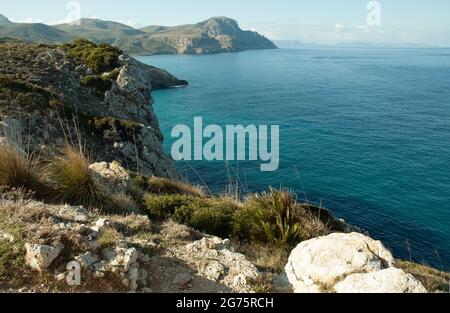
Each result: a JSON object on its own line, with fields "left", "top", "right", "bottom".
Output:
{"left": 137, "top": 48, "right": 450, "bottom": 270}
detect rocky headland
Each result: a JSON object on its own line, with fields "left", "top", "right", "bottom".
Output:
{"left": 0, "top": 39, "right": 186, "bottom": 178}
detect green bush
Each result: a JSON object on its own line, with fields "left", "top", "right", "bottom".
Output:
{"left": 144, "top": 194, "right": 237, "bottom": 238}
{"left": 0, "top": 225, "right": 25, "bottom": 280}
{"left": 81, "top": 75, "right": 113, "bottom": 98}
{"left": 90, "top": 116, "right": 141, "bottom": 135}
{"left": 0, "top": 75, "right": 54, "bottom": 111}
{"left": 64, "top": 39, "right": 122, "bottom": 74}
{"left": 144, "top": 194, "right": 195, "bottom": 220}
{"left": 189, "top": 202, "right": 235, "bottom": 238}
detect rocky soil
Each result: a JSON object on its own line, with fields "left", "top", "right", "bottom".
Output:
{"left": 0, "top": 201, "right": 261, "bottom": 293}
{"left": 0, "top": 162, "right": 448, "bottom": 293}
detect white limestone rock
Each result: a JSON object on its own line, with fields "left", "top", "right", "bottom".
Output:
{"left": 89, "top": 161, "right": 131, "bottom": 194}
{"left": 281, "top": 233, "right": 395, "bottom": 293}
{"left": 334, "top": 268, "right": 427, "bottom": 293}
{"left": 25, "top": 243, "right": 64, "bottom": 272}
{"left": 280, "top": 232, "right": 428, "bottom": 293}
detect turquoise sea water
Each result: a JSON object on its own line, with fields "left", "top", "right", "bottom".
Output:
{"left": 137, "top": 48, "right": 450, "bottom": 270}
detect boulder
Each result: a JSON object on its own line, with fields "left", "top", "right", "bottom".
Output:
{"left": 89, "top": 161, "right": 131, "bottom": 194}
{"left": 279, "top": 232, "right": 426, "bottom": 293}
{"left": 176, "top": 236, "right": 260, "bottom": 292}
{"left": 334, "top": 268, "right": 427, "bottom": 293}
{"left": 25, "top": 243, "right": 64, "bottom": 272}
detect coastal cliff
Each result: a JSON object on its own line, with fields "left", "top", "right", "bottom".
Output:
{"left": 0, "top": 39, "right": 184, "bottom": 178}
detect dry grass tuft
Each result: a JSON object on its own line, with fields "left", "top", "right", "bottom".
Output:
{"left": 109, "top": 214, "right": 151, "bottom": 236}
{"left": 146, "top": 176, "right": 206, "bottom": 198}
{"left": 46, "top": 145, "right": 107, "bottom": 209}
{"left": 0, "top": 144, "right": 45, "bottom": 197}
{"left": 109, "top": 193, "right": 140, "bottom": 215}
{"left": 97, "top": 227, "right": 123, "bottom": 249}
{"left": 397, "top": 260, "right": 450, "bottom": 292}
{"left": 162, "top": 219, "right": 202, "bottom": 242}
{"left": 236, "top": 243, "right": 289, "bottom": 273}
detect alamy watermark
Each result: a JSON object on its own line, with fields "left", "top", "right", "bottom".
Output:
{"left": 171, "top": 117, "right": 280, "bottom": 172}
{"left": 65, "top": 1, "right": 81, "bottom": 26}
{"left": 367, "top": 1, "right": 382, "bottom": 27}
{"left": 66, "top": 261, "right": 81, "bottom": 286}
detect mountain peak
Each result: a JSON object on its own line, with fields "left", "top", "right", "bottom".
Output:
{"left": 76, "top": 18, "right": 134, "bottom": 28}
{"left": 198, "top": 16, "right": 241, "bottom": 35}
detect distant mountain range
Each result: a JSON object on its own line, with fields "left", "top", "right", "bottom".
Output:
{"left": 0, "top": 14, "right": 277, "bottom": 55}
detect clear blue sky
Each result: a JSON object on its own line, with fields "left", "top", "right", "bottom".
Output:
{"left": 1, "top": 0, "right": 450, "bottom": 45}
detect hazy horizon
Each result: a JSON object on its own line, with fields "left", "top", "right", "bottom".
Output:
{"left": 1, "top": 0, "right": 450, "bottom": 46}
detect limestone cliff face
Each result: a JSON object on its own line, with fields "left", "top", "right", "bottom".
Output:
{"left": 138, "top": 17, "right": 278, "bottom": 55}
{"left": 0, "top": 39, "right": 183, "bottom": 179}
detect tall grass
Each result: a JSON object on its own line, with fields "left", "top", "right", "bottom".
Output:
{"left": 46, "top": 144, "right": 107, "bottom": 209}
{"left": 0, "top": 144, "right": 45, "bottom": 196}
{"left": 233, "top": 188, "right": 329, "bottom": 248}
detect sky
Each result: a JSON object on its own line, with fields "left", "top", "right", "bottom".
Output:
{"left": 1, "top": 0, "right": 450, "bottom": 46}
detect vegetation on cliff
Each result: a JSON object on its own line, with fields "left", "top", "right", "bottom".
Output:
{"left": 0, "top": 39, "right": 184, "bottom": 179}
{"left": 63, "top": 39, "right": 123, "bottom": 74}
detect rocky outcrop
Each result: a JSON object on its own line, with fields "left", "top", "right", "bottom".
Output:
{"left": 171, "top": 236, "right": 261, "bottom": 293}
{"left": 89, "top": 161, "right": 132, "bottom": 194}
{"left": 25, "top": 243, "right": 64, "bottom": 272}
{"left": 334, "top": 268, "right": 427, "bottom": 293}
{"left": 0, "top": 40, "right": 183, "bottom": 178}
{"left": 278, "top": 233, "right": 427, "bottom": 293}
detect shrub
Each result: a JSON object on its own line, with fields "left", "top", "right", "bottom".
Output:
{"left": 46, "top": 145, "right": 107, "bottom": 209}
{"left": 397, "top": 261, "right": 450, "bottom": 292}
{"left": 144, "top": 194, "right": 237, "bottom": 238}
{"left": 64, "top": 39, "right": 122, "bottom": 74}
{"left": 234, "top": 188, "right": 329, "bottom": 248}
{"left": 0, "top": 144, "right": 45, "bottom": 196}
{"left": 0, "top": 75, "right": 53, "bottom": 111}
{"left": 0, "top": 76, "right": 50, "bottom": 96}
{"left": 89, "top": 116, "right": 141, "bottom": 139}
{"left": 144, "top": 194, "right": 195, "bottom": 220}
{"left": 189, "top": 203, "right": 235, "bottom": 238}
{"left": 81, "top": 75, "right": 113, "bottom": 98}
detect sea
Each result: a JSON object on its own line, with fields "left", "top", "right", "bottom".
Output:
{"left": 137, "top": 47, "right": 450, "bottom": 270}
